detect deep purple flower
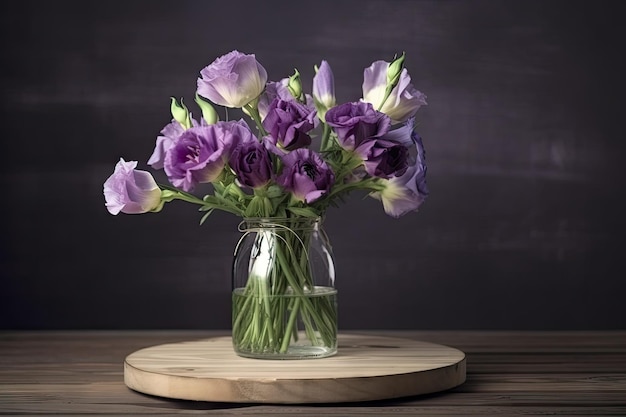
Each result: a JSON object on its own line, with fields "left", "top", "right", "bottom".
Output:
{"left": 197, "top": 50, "right": 268, "bottom": 108}
{"left": 230, "top": 140, "right": 273, "bottom": 188}
{"left": 262, "top": 98, "right": 316, "bottom": 150}
{"left": 371, "top": 132, "right": 428, "bottom": 218}
{"left": 364, "top": 139, "right": 409, "bottom": 179}
{"left": 103, "top": 158, "right": 161, "bottom": 215}
{"left": 362, "top": 60, "right": 427, "bottom": 123}
{"left": 163, "top": 121, "right": 254, "bottom": 191}
{"left": 277, "top": 148, "right": 335, "bottom": 204}
{"left": 324, "top": 102, "right": 391, "bottom": 158}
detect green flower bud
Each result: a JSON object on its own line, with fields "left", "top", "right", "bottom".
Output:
{"left": 287, "top": 68, "right": 303, "bottom": 101}
{"left": 170, "top": 97, "right": 192, "bottom": 129}
{"left": 195, "top": 93, "right": 219, "bottom": 125}
{"left": 387, "top": 52, "right": 406, "bottom": 90}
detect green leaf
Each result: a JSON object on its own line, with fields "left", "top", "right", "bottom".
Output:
{"left": 286, "top": 206, "right": 319, "bottom": 218}
{"left": 244, "top": 195, "right": 263, "bottom": 218}
{"left": 266, "top": 184, "right": 283, "bottom": 199}
{"left": 199, "top": 209, "right": 214, "bottom": 225}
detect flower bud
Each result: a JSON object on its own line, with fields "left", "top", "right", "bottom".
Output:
{"left": 386, "top": 52, "right": 406, "bottom": 89}
{"left": 170, "top": 97, "right": 192, "bottom": 129}
{"left": 312, "top": 60, "right": 336, "bottom": 121}
{"left": 195, "top": 93, "right": 219, "bottom": 125}
{"left": 287, "top": 68, "right": 303, "bottom": 101}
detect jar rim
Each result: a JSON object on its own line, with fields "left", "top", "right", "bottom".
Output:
{"left": 239, "top": 216, "right": 322, "bottom": 232}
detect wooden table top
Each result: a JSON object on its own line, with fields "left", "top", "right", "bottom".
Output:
{"left": 1, "top": 330, "right": 625, "bottom": 416}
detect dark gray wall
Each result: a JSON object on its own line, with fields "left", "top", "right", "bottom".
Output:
{"left": 1, "top": 0, "right": 625, "bottom": 330}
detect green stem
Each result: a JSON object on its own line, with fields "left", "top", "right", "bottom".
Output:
{"left": 377, "top": 85, "right": 394, "bottom": 112}
{"left": 320, "top": 123, "right": 331, "bottom": 152}
{"left": 244, "top": 102, "right": 268, "bottom": 137}
{"left": 280, "top": 298, "right": 300, "bottom": 353}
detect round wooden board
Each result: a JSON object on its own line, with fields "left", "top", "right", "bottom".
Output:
{"left": 124, "top": 334, "right": 466, "bottom": 404}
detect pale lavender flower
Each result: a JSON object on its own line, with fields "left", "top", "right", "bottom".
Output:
{"left": 324, "top": 102, "right": 390, "bottom": 158}
{"left": 103, "top": 158, "right": 161, "bottom": 215}
{"left": 277, "top": 148, "right": 335, "bottom": 204}
{"left": 197, "top": 50, "right": 268, "bottom": 108}
{"left": 362, "top": 60, "right": 427, "bottom": 123}
{"left": 163, "top": 121, "right": 254, "bottom": 191}
{"left": 257, "top": 79, "right": 292, "bottom": 120}
{"left": 230, "top": 140, "right": 273, "bottom": 188}
{"left": 312, "top": 60, "right": 336, "bottom": 119}
{"left": 371, "top": 132, "right": 428, "bottom": 218}
{"left": 262, "top": 98, "right": 316, "bottom": 150}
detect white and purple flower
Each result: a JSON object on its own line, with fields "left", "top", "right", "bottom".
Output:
{"left": 362, "top": 60, "right": 427, "bottom": 123}
{"left": 312, "top": 60, "right": 336, "bottom": 120}
{"left": 103, "top": 158, "right": 161, "bottom": 215}
{"left": 197, "top": 50, "right": 268, "bottom": 108}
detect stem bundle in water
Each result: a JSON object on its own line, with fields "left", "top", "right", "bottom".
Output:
{"left": 232, "top": 218, "right": 337, "bottom": 359}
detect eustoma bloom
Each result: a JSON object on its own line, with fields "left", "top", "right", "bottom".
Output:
{"left": 324, "top": 102, "right": 391, "bottom": 158}
{"left": 277, "top": 148, "right": 335, "bottom": 204}
{"left": 262, "top": 98, "right": 316, "bottom": 150}
{"left": 312, "top": 60, "right": 336, "bottom": 121}
{"left": 197, "top": 50, "right": 268, "bottom": 108}
{"left": 371, "top": 131, "right": 429, "bottom": 217}
{"left": 164, "top": 120, "right": 255, "bottom": 192}
{"left": 103, "top": 158, "right": 161, "bottom": 215}
{"left": 362, "top": 59, "right": 427, "bottom": 123}
{"left": 229, "top": 139, "right": 273, "bottom": 188}
{"left": 147, "top": 117, "right": 197, "bottom": 170}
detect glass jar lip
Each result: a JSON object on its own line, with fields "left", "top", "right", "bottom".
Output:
{"left": 240, "top": 216, "right": 322, "bottom": 231}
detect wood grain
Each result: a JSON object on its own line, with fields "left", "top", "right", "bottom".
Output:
{"left": 1, "top": 331, "right": 626, "bottom": 416}
{"left": 123, "top": 334, "right": 466, "bottom": 403}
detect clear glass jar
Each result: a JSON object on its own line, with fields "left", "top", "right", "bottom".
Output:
{"left": 232, "top": 217, "right": 337, "bottom": 359}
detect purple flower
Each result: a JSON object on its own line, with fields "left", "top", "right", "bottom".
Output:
{"left": 163, "top": 121, "right": 254, "bottom": 191}
{"left": 324, "top": 102, "right": 391, "bottom": 158}
{"left": 312, "top": 60, "right": 336, "bottom": 119}
{"left": 364, "top": 139, "right": 409, "bottom": 179}
{"left": 277, "top": 148, "right": 335, "bottom": 204}
{"left": 363, "top": 117, "right": 416, "bottom": 178}
{"left": 103, "top": 158, "right": 161, "bottom": 215}
{"left": 262, "top": 98, "right": 316, "bottom": 150}
{"left": 362, "top": 60, "right": 427, "bottom": 123}
{"left": 147, "top": 118, "right": 199, "bottom": 170}
{"left": 197, "top": 50, "right": 268, "bottom": 108}
{"left": 257, "top": 79, "right": 292, "bottom": 120}
{"left": 371, "top": 132, "right": 428, "bottom": 218}
{"left": 230, "top": 140, "right": 273, "bottom": 188}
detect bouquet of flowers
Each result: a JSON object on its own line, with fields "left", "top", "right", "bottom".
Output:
{"left": 103, "top": 50, "right": 428, "bottom": 357}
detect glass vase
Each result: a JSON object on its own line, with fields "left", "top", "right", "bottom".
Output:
{"left": 231, "top": 217, "right": 338, "bottom": 359}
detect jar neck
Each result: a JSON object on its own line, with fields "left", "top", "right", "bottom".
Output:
{"left": 240, "top": 216, "right": 322, "bottom": 233}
